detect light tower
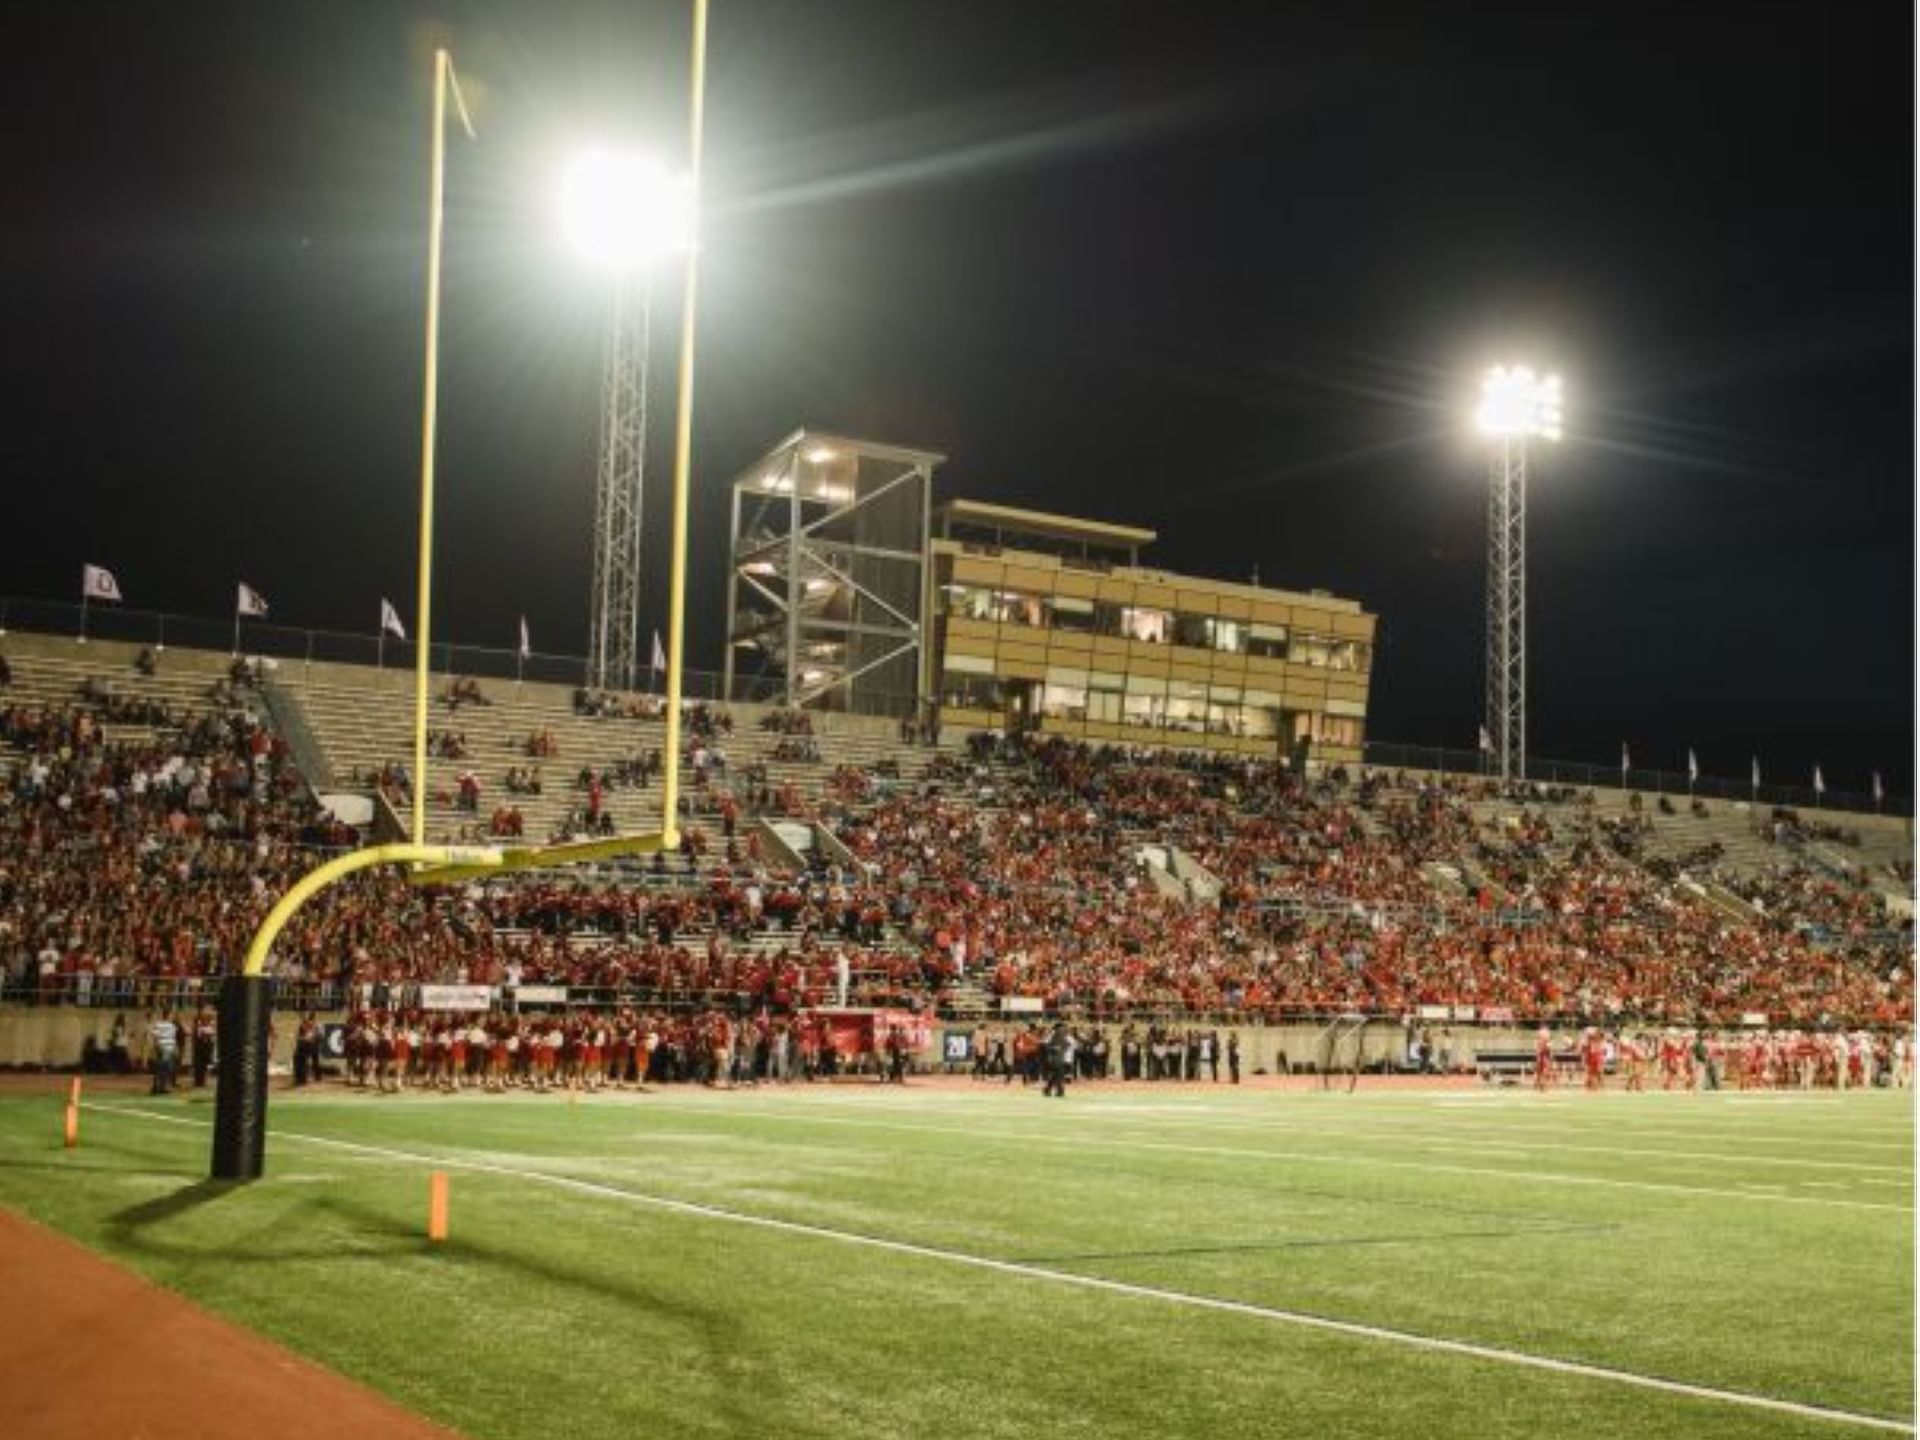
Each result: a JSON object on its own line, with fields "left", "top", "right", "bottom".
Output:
{"left": 1475, "top": 365, "right": 1562, "bottom": 783}
{"left": 561, "top": 152, "right": 694, "bottom": 691}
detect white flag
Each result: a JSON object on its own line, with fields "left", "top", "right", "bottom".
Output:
{"left": 81, "top": 564, "right": 122, "bottom": 602}
{"left": 1872, "top": 771, "right": 1883, "bottom": 803}
{"left": 1751, "top": 756, "right": 1761, "bottom": 790}
{"left": 236, "top": 582, "right": 269, "bottom": 618}
{"left": 1620, "top": 743, "right": 1631, "bottom": 774}
{"left": 380, "top": 598, "right": 407, "bottom": 641}
{"left": 651, "top": 630, "right": 667, "bottom": 675}
{"left": 1477, "top": 725, "right": 1492, "bottom": 754}
{"left": 518, "top": 616, "right": 531, "bottom": 662}
{"left": 1813, "top": 764, "right": 1825, "bottom": 797}
{"left": 1687, "top": 748, "right": 1698, "bottom": 784}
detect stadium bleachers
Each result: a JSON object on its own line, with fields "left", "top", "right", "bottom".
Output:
{"left": 1, "top": 633, "right": 1910, "bottom": 1031}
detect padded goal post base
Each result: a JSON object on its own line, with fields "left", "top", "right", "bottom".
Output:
{"left": 211, "top": 974, "right": 274, "bottom": 1181}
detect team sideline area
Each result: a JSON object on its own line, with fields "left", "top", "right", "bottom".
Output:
{"left": 0, "top": 1080, "right": 1908, "bottom": 1440}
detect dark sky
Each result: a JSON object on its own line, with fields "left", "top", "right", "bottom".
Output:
{"left": 4, "top": 0, "right": 1912, "bottom": 795}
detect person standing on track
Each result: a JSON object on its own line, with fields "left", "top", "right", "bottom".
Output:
{"left": 1042, "top": 1021, "right": 1070, "bottom": 1099}
{"left": 146, "top": 1011, "right": 180, "bottom": 1095}
{"left": 1533, "top": 1025, "right": 1554, "bottom": 1092}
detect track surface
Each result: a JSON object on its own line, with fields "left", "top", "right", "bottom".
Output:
{"left": 0, "top": 1206, "right": 461, "bottom": 1440}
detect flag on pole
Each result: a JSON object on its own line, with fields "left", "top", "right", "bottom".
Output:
{"left": 651, "top": 629, "right": 667, "bottom": 675}
{"left": 517, "top": 616, "right": 531, "bottom": 662}
{"left": 1477, "top": 725, "right": 1492, "bottom": 754}
{"left": 81, "top": 564, "right": 122, "bottom": 602}
{"left": 1687, "top": 748, "right": 1699, "bottom": 785}
{"left": 1751, "top": 756, "right": 1761, "bottom": 791}
{"left": 236, "top": 582, "right": 269, "bottom": 618}
{"left": 1620, "top": 743, "right": 1631, "bottom": 775}
{"left": 1872, "top": 771, "right": 1884, "bottom": 804}
{"left": 1812, "top": 764, "right": 1825, "bottom": 797}
{"left": 380, "top": 598, "right": 407, "bottom": 641}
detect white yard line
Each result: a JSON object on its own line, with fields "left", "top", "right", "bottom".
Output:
{"left": 622, "top": 1096, "right": 1916, "bottom": 1210}
{"left": 770, "top": 1096, "right": 1914, "bottom": 1174}
{"left": 86, "top": 1102, "right": 1913, "bottom": 1435}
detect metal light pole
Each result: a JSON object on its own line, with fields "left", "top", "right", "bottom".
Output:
{"left": 562, "top": 151, "right": 692, "bottom": 694}
{"left": 590, "top": 278, "right": 652, "bottom": 692}
{"left": 1476, "top": 366, "right": 1561, "bottom": 785}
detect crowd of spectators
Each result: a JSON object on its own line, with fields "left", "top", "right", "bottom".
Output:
{"left": 1, "top": 670, "right": 1910, "bottom": 1036}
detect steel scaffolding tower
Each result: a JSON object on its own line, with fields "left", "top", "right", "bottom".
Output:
{"left": 1476, "top": 365, "right": 1561, "bottom": 784}
{"left": 1484, "top": 434, "right": 1527, "bottom": 783}
{"left": 723, "top": 429, "right": 940, "bottom": 716}
{"left": 588, "top": 278, "right": 651, "bottom": 692}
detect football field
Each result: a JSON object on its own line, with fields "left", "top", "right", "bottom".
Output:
{"left": 0, "top": 1081, "right": 1910, "bottom": 1439}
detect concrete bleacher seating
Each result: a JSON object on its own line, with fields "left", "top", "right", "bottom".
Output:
{"left": 277, "top": 659, "right": 960, "bottom": 844}
{"left": 0, "top": 641, "right": 255, "bottom": 741}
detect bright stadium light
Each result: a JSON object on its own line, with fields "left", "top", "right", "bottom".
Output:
{"left": 565, "top": 149, "right": 696, "bottom": 693}
{"left": 1478, "top": 362, "right": 1564, "bottom": 787}
{"left": 1477, "top": 365, "right": 1563, "bottom": 441}
{"left": 560, "top": 151, "right": 695, "bottom": 272}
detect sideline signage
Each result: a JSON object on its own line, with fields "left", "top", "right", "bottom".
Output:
{"left": 942, "top": 1031, "right": 973, "bottom": 1063}
{"left": 420, "top": 984, "right": 494, "bottom": 1011}
{"left": 318, "top": 1024, "right": 347, "bottom": 1061}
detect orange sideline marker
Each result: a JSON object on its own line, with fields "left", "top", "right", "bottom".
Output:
{"left": 428, "top": 1170, "right": 449, "bottom": 1242}
{"left": 69, "top": 1076, "right": 82, "bottom": 1107}
{"left": 63, "top": 1105, "right": 78, "bottom": 1149}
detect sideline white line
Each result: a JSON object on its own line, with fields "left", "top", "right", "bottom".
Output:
{"left": 738, "top": 1094, "right": 1914, "bottom": 1174}
{"left": 84, "top": 1103, "right": 1913, "bottom": 1435}
{"left": 623, "top": 1098, "right": 1916, "bottom": 1214}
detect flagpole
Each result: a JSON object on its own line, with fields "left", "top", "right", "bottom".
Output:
{"left": 78, "top": 593, "right": 88, "bottom": 644}
{"left": 232, "top": 605, "right": 242, "bottom": 658}
{"left": 659, "top": 0, "right": 709, "bottom": 852}
{"left": 411, "top": 46, "right": 453, "bottom": 848}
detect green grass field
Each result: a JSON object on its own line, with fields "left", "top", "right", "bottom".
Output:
{"left": 0, "top": 1081, "right": 1910, "bottom": 1439}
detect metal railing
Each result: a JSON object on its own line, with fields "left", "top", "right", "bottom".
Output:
{"left": 1359, "top": 739, "right": 1909, "bottom": 819}
{"left": 0, "top": 594, "right": 936, "bottom": 717}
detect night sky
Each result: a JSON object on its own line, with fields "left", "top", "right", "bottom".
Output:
{"left": 5, "top": 1, "right": 1912, "bottom": 795}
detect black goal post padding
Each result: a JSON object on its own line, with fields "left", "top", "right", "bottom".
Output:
{"left": 211, "top": 974, "right": 274, "bottom": 1181}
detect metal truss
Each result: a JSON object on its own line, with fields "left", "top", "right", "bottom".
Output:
{"left": 588, "top": 277, "right": 650, "bottom": 692}
{"left": 1484, "top": 436, "right": 1527, "bottom": 782}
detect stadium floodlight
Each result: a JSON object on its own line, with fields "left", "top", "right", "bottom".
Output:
{"left": 563, "top": 151, "right": 696, "bottom": 693}
{"left": 1479, "top": 363, "right": 1563, "bottom": 786}
{"left": 560, "top": 152, "right": 695, "bottom": 272}
{"left": 1477, "top": 365, "right": 1563, "bottom": 442}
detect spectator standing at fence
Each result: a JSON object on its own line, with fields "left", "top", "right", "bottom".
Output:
{"left": 1226, "top": 1030, "right": 1241, "bottom": 1084}
{"left": 147, "top": 1011, "right": 180, "bottom": 1094}
{"left": 190, "top": 1008, "right": 215, "bottom": 1088}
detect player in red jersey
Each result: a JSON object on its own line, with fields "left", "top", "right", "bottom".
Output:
{"left": 1582, "top": 1027, "right": 1606, "bottom": 1092}
{"left": 581, "top": 1015, "right": 605, "bottom": 1092}
{"left": 1659, "top": 1030, "right": 1683, "bottom": 1091}
{"left": 1533, "top": 1026, "right": 1555, "bottom": 1092}
{"left": 447, "top": 1021, "right": 468, "bottom": 1092}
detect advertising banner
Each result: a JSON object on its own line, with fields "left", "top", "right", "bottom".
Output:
{"left": 420, "top": 984, "right": 495, "bottom": 1012}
